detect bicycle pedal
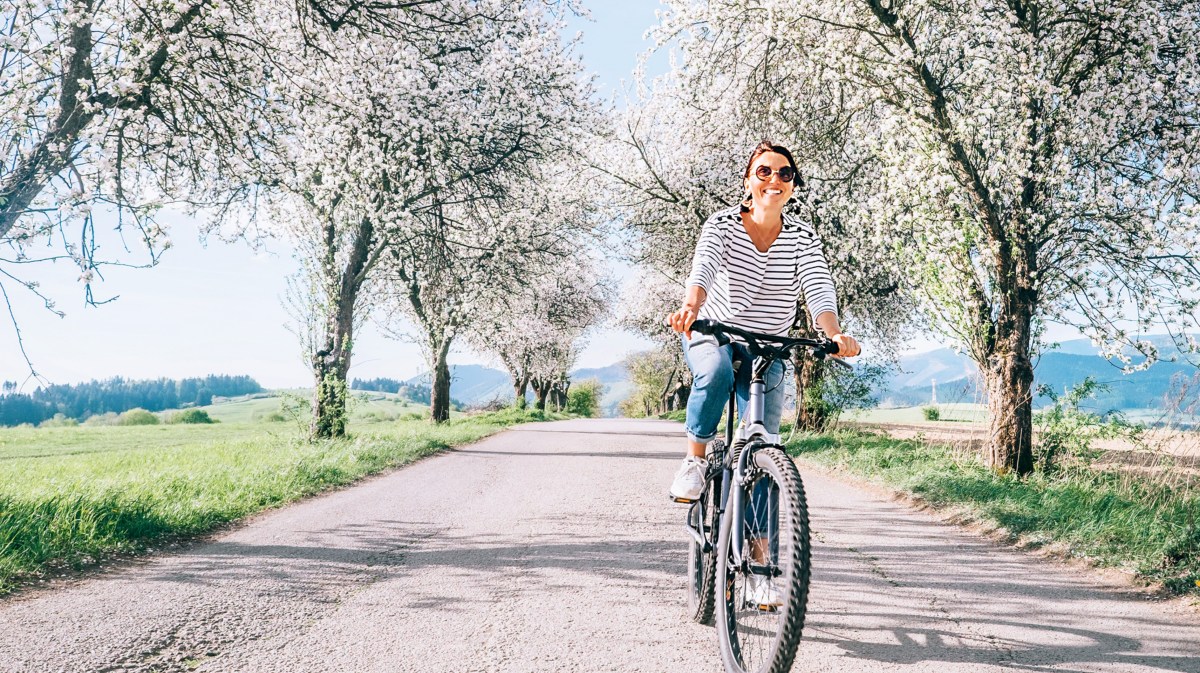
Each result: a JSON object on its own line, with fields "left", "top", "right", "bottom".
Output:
{"left": 749, "top": 603, "right": 780, "bottom": 613}
{"left": 669, "top": 494, "right": 697, "bottom": 504}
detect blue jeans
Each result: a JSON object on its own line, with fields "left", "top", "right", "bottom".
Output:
{"left": 681, "top": 333, "right": 787, "bottom": 444}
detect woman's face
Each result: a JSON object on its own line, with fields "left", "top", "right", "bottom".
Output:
{"left": 744, "top": 151, "right": 795, "bottom": 210}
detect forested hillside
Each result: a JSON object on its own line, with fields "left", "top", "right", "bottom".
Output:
{"left": 350, "top": 377, "right": 464, "bottom": 409}
{"left": 0, "top": 376, "right": 263, "bottom": 426}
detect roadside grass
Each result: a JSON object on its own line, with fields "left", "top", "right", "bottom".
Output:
{"left": 0, "top": 407, "right": 554, "bottom": 594}
{"left": 786, "top": 429, "right": 1200, "bottom": 596}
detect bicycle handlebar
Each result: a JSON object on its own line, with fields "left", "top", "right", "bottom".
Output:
{"left": 687, "top": 318, "right": 851, "bottom": 369}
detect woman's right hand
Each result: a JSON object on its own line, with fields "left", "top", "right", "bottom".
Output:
{"left": 666, "top": 305, "right": 700, "bottom": 338}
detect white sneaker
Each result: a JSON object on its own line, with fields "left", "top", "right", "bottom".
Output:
{"left": 745, "top": 574, "right": 783, "bottom": 609}
{"left": 668, "top": 456, "right": 708, "bottom": 502}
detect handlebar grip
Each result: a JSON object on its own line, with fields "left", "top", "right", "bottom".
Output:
{"left": 686, "top": 319, "right": 730, "bottom": 346}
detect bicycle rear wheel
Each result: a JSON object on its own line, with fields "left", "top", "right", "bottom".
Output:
{"left": 716, "top": 444, "right": 812, "bottom": 673}
{"left": 686, "top": 442, "right": 722, "bottom": 624}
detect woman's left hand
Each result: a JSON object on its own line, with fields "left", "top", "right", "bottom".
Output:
{"left": 832, "top": 333, "right": 861, "bottom": 357}
{"left": 814, "top": 311, "right": 861, "bottom": 357}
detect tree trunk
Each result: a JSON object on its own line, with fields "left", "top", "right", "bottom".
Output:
{"left": 790, "top": 310, "right": 828, "bottom": 431}
{"left": 533, "top": 377, "right": 551, "bottom": 411}
{"left": 430, "top": 338, "right": 452, "bottom": 423}
{"left": 312, "top": 345, "right": 350, "bottom": 438}
{"left": 311, "top": 309, "right": 354, "bottom": 439}
{"left": 673, "top": 382, "right": 691, "bottom": 411}
{"left": 557, "top": 378, "right": 570, "bottom": 411}
{"left": 984, "top": 274, "right": 1036, "bottom": 475}
{"left": 310, "top": 215, "right": 375, "bottom": 439}
{"left": 512, "top": 372, "right": 529, "bottom": 409}
{"left": 792, "top": 354, "right": 828, "bottom": 431}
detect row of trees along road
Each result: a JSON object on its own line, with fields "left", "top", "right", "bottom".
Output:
{"left": 2, "top": 0, "right": 607, "bottom": 435}
{"left": 371, "top": 172, "right": 608, "bottom": 422}
{"left": 632, "top": 0, "right": 1200, "bottom": 474}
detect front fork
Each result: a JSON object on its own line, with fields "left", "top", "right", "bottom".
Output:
{"left": 730, "top": 374, "right": 769, "bottom": 569}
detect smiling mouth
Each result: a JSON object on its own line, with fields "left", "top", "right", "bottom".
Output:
{"left": 764, "top": 189, "right": 782, "bottom": 195}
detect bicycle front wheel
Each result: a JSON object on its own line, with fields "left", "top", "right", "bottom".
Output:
{"left": 715, "top": 444, "right": 812, "bottom": 673}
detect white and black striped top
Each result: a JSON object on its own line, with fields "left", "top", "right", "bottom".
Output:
{"left": 686, "top": 205, "right": 839, "bottom": 337}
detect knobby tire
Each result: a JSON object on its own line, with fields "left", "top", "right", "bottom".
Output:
{"left": 715, "top": 444, "right": 812, "bottom": 673}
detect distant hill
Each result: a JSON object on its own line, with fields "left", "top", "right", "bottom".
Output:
{"left": 887, "top": 337, "right": 1199, "bottom": 411}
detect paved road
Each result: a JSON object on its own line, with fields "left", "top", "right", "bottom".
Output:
{"left": 1, "top": 419, "right": 1197, "bottom": 672}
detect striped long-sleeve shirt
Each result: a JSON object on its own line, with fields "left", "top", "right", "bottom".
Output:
{"left": 685, "top": 205, "right": 839, "bottom": 337}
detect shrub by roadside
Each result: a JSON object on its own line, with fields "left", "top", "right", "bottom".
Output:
{"left": 567, "top": 379, "right": 605, "bottom": 418}
{"left": 38, "top": 414, "right": 78, "bottom": 428}
{"left": 117, "top": 408, "right": 159, "bottom": 426}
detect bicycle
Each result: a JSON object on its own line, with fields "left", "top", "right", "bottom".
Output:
{"left": 675, "top": 318, "right": 847, "bottom": 673}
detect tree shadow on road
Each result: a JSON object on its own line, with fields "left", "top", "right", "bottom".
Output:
{"left": 800, "top": 505, "right": 1200, "bottom": 673}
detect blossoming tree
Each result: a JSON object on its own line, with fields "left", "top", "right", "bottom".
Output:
{"left": 467, "top": 247, "right": 610, "bottom": 411}
{"left": 0, "top": 0, "right": 302, "bottom": 373}
{"left": 373, "top": 180, "right": 602, "bottom": 422}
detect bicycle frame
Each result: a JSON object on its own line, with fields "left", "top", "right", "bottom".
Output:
{"left": 687, "top": 352, "right": 781, "bottom": 571}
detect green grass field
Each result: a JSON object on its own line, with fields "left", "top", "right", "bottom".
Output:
{"left": 0, "top": 398, "right": 552, "bottom": 594}
{"left": 196, "top": 390, "right": 435, "bottom": 425}
{"left": 845, "top": 403, "right": 988, "bottom": 424}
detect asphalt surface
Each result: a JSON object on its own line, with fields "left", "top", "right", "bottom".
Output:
{"left": 1, "top": 418, "right": 1197, "bottom": 672}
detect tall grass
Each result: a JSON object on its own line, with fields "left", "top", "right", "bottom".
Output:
{"left": 787, "top": 429, "right": 1200, "bottom": 596}
{"left": 0, "top": 409, "right": 548, "bottom": 593}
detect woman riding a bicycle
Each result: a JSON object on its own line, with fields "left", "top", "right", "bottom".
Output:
{"left": 666, "top": 142, "right": 860, "bottom": 605}
{"left": 667, "top": 140, "right": 860, "bottom": 494}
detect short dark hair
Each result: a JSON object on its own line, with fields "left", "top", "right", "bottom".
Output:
{"left": 742, "top": 140, "right": 800, "bottom": 183}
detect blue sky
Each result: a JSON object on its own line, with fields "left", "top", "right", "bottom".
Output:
{"left": 0, "top": 1, "right": 668, "bottom": 389}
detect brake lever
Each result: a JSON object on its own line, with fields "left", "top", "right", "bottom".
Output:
{"left": 827, "top": 356, "right": 853, "bottom": 371}
{"left": 810, "top": 340, "right": 854, "bottom": 371}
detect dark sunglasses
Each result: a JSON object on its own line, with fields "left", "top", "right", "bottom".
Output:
{"left": 753, "top": 165, "right": 796, "bottom": 182}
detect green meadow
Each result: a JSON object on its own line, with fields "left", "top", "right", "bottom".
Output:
{"left": 0, "top": 395, "right": 548, "bottom": 594}
{"left": 844, "top": 403, "right": 988, "bottom": 424}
